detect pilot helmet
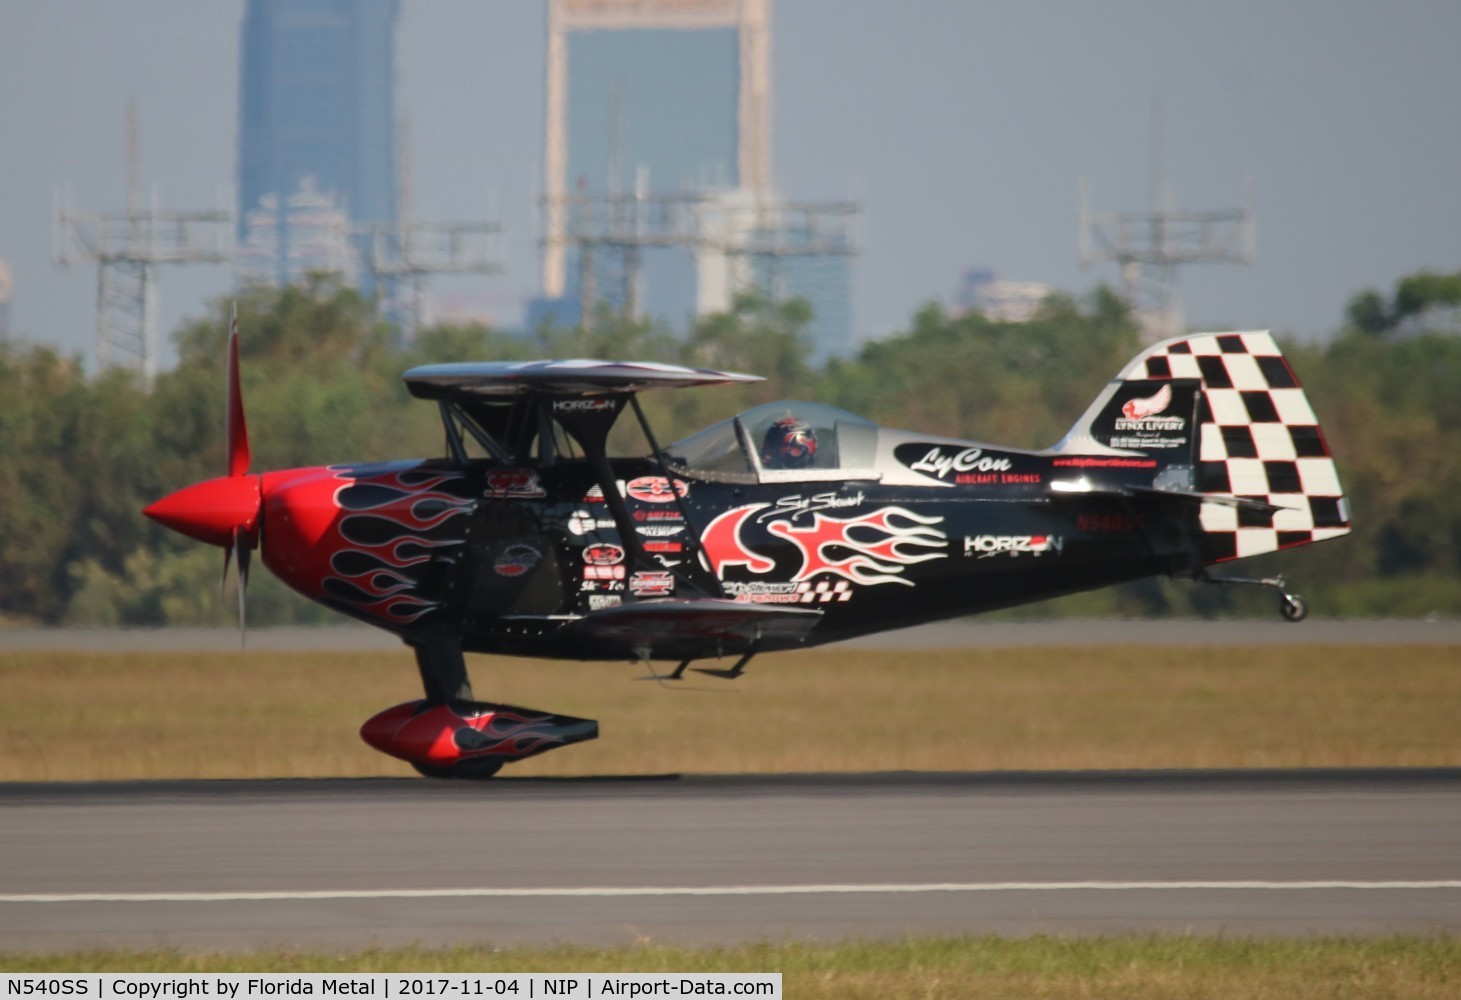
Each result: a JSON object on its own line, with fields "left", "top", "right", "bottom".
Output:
{"left": 761, "top": 417, "right": 817, "bottom": 469}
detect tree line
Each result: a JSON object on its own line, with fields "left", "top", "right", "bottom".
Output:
{"left": 2, "top": 270, "right": 1457, "bottom": 626}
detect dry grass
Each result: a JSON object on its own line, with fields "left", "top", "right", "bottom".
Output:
{"left": 4, "top": 937, "right": 1460, "bottom": 998}
{"left": 1, "top": 644, "right": 1458, "bottom": 781}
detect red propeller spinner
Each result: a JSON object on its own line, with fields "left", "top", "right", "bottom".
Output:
{"left": 142, "top": 307, "right": 261, "bottom": 625}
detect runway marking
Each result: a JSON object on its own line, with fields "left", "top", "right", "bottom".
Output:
{"left": 4, "top": 881, "right": 1460, "bottom": 903}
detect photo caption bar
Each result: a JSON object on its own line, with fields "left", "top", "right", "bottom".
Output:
{"left": 1, "top": 975, "right": 781, "bottom": 1000}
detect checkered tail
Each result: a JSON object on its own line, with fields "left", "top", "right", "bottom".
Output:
{"left": 1064, "top": 331, "right": 1351, "bottom": 564}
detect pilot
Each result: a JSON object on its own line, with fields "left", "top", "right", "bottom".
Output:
{"left": 760, "top": 417, "right": 817, "bottom": 470}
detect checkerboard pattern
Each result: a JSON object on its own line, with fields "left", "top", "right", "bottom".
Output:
{"left": 797, "top": 580, "right": 853, "bottom": 603}
{"left": 1118, "top": 331, "right": 1351, "bottom": 562}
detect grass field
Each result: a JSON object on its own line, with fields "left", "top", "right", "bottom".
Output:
{"left": 3, "top": 937, "right": 1459, "bottom": 998}
{"left": 1, "top": 643, "right": 1458, "bottom": 780}
{"left": 4, "top": 644, "right": 1458, "bottom": 987}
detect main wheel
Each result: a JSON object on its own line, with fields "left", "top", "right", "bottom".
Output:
{"left": 411, "top": 757, "right": 505, "bottom": 780}
{"left": 1280, "top": 595, "right": 1308, "bottom": 622}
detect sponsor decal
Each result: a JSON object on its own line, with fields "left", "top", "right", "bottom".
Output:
{"left": 582, "top": 543, "right": 626, "bottom": 580}
{"left": 643, "top": 539, "right": 683, "bottom": 554}
{"left": 1108, "top": 434, "right": 1188, "bottom": 450}
{"left": 551, "top": 397, "right": 617, "bottom": 414}
{"left": 769, "top": 491, "right": 866, "bottom": 518}
{"left": 722, "top": 579, "right": 853, "bottom": 605}
{"left": 963, "top": 534, "right": 1064, "bottom": 558}
{"left": 1092, "top": 380, "right": 1197, "bottom": 453}
{"left": 582, "top": 483, "right": 608, "bottom": 503}
{"left": 1106, "top": 382, "right": 1189, "bottom": 449}
{"left": 583, "top": 543, "right": 625, "bottom": 566}
{"left": 494, "top": 542, "right": 543, "bottom": 577}
{"left": 484, "top": 468, "right": 546, "bottom": 500}
{"left": 626, "top": 476, "right": 689, "bottom": 503}
{"left": 703, "top": 504, "right": 947, "bottom": 588}
{"left": 568, "top": 510, "right": 618, "bottom": 536}
{"left": 1078, "top": 513, "right": 1143, "bottom": 533}
{"left": 907, "top": 446, "right": 1013, "bottom": 481}
{"left": 724, "top": 580, "right": 800, "bottom": 599}
{"left": 629, "top": 570, "right": 675, "bottom": 597}
{"left": 636, "top": 523, "right": 684, "bottom": 538}
{"left": 579, "top": 579, "right": 625, "bottom": 592}
{"left": 632, "top": 508, "right": 683, "bottom": 522}
{"left": 950, "top": 471, "right": 1045, "bottom": 486}
{"left": 587, "top": 594, "right": 622, "bottom": 610}
{"left": 1052, "top": 456, "right": 1158, "bottom": 469}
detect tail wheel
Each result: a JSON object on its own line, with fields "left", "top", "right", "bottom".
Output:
{"left": 1280, "top": 594, "right": 1308, "bottom": 622}
{"left": 411, "top": 757, "right": 505, "bottom": 780}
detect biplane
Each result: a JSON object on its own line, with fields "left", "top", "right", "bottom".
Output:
{"left": 145, "top": 326, "right": 1350, "bottom": 777}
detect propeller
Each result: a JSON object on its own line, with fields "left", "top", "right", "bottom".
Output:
{"left": 144, "top": 304, "right": 260, "bottom": 643}
{"left": 223, "top": 305, "right": 252, "bottom": 643}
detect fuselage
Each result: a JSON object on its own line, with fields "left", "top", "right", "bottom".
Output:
{"left": 255, "top": 448, "right": 1197, "bottom": 659}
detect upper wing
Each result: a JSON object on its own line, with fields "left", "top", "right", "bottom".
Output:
{"left": 404, "top": 360, "right": 763, "bottom": 401}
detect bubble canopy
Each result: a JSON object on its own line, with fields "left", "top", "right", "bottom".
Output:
{"left": 664, "top": 400, "right": 881, "bottom": 482}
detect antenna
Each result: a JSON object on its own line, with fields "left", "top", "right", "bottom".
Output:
{"left": 53, "top": 101, "right": 232, "bottom": 388}
{"left": 1079, "top": 103, "right": 1254, "bottom": 342}
{"left": 360, "top": 117, "right": 503, "bottom": 339}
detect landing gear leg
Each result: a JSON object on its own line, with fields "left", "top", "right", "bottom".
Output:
{"left": 412, "top": 633, "right": 473, "bottom": 703}
{"left": 361, "top": 635, "right": 597, "bottom": 780}
{"left": 1200, "top": 571, "right": 1308, "bottom": 622}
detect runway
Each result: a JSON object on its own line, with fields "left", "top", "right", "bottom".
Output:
{"left": 3, "top": 770, "right": 1459, "bottom": 953}
{"left": 2, "top": 618, "right": 1459, "bottom": 651}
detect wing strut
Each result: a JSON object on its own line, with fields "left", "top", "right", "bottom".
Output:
{"left": 548, "top": 395, "right": 657, "bottom": 577}
{"left": 691, "top": 652, "right": 754, "bottom": 680}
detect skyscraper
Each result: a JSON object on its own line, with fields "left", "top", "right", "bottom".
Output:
{"left": 536, "top": 0, "right": 856, "bottom": 362}
{"left": 542, "top": 0, "right": 768, "bottom": 305}
{"left": 237, "top": 0, "right": 399, "bottom": 290}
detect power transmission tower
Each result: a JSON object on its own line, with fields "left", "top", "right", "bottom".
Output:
{"left": 364, "top": 116, "right": 504, "bottom": 338}
{"left": 53, "top": 103, "right": 232, "bottom": 387}
{"left": 1079, "top": 111, "right": 1254, "bottom": 342}
{"left": 544, "top": 186, "right": 857, "bottom": 329}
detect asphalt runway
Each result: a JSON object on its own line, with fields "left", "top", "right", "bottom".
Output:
{"left": 3, "top": 771, "right": 1459, "bottom": 953}
{"left": 2, "top": 618, "right": 1459, "bottom": 652}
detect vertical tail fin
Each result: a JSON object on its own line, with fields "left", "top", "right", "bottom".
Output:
{"left": 1055, "top": 331, "right": 1351, "bottom": 563}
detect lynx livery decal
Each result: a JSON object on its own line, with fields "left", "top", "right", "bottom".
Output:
{"left": 702, "top": 504, "right": 947, "bottom": 590}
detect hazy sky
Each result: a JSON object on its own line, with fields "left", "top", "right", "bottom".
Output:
{"left": 3, "top": 0, "right": 1459, "bottom": 371}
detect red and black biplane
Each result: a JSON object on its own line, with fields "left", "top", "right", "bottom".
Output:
{"left": 145, "top": 324, "right": 1350, "bottom": 777}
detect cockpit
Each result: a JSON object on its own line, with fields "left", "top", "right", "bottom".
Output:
{"left": 663, "top": 400, "right": 883, "bottom": 483}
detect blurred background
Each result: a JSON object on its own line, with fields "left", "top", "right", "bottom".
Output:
{"left": 0, "top": 0, "right": 1458, "bottom": 627}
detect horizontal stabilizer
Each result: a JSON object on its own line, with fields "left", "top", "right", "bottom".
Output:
{"left": 1125, "top": 485, "right": 1289, "bottom": 514}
